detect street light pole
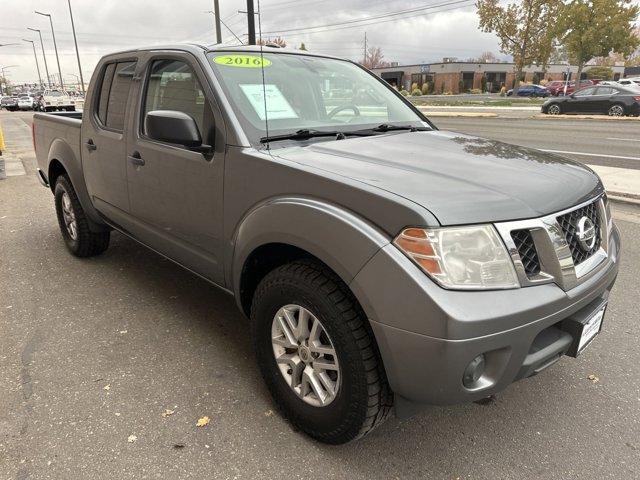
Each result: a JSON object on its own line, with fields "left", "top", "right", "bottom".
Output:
{"left": 23, "top": 39, "right": 44, "bottom": 89}
{"left": 35, "top": 11, "right": 64, "bottom": 90}
{"left": 247, "top": 0, "right": 256, "bottom": 45}
{"left": 66, "top": 0, "right": 85, "bottom": 93}
{"left": 27, "top": 28, "right": 51, "bottom": 88}
{"left": 213, "top": 0, "right": 222, "bottom": 44}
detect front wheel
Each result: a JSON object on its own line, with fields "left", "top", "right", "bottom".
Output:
{"left": 547, "top": 103, "right": 562, "bottom": 115}
{"left": 251, "top": 260, "right": 392, "bottom": 444}
{"left": 54, "top": 175, "right": 110, "bottom": 257}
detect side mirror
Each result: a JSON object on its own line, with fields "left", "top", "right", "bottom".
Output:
{"left": 145, "top": 110, "right": 211, "bottom": 151}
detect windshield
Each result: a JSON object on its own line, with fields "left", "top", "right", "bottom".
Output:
{"left": 47, "top": 90, "right": 63, "bottom": 97}
{"left": 208, "top": 51, "right": 429, "bottom": 145}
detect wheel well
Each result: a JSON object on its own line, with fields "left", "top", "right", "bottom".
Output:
{"left": 48, "top": 159, "right": 67, "bottom": 192}
{"left": 239, "top": 243, "right": 322, "bottom": 317}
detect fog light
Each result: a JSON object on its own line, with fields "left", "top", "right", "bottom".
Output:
{"left": 463, "top": 354, "right": 486, "bottom": 388}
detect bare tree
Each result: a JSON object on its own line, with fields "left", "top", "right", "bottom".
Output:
{"left": 361, "top": 46, "right": 392, "bottom": 69}
{"left": 257, "top": 36, "right": 287, "bottom": 48}
{"left": 467, "top": 51, "right": 501, "bottom": 63}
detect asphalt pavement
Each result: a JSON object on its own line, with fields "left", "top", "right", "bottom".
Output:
{"left": 1, "top": 110, "right": 640, "bottom": 479}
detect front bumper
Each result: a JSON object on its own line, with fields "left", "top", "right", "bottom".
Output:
{"left": 350, "top": 224, "right": 620, "bottom": 412}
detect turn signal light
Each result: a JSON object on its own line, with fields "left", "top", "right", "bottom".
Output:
{"left": 394, "top": 228, "right": 442, "bottom": 275}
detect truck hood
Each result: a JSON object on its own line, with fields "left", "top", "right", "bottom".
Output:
{"left": 273, "top": 130, "right": 603, "bottom": 225}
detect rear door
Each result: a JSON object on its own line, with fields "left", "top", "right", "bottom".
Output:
{"left": 81, "top": 59, "right": 138, "bottom": 224}
{"left": 593, "top": 86, "right": 617, "bottom": 113}
{"left": 124, "top": 52, "right": 226, "bottom": 285}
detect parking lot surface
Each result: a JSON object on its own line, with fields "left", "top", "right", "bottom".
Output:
{"left": 1, "top": 110, "right": 639, "bottom": 479}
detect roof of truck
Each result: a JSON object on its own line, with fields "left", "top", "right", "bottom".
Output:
{"left": 103, "top": 43, "right": 342, "bottom": 61}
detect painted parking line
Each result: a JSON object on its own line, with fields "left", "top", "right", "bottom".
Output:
{"left": 540, "top": 149, "right": 640, "bottom": 161}
{"left": 606, "top": 137, "right": 640, "bottom": 142}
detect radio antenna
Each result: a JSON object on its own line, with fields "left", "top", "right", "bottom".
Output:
{"left": 256, "top": 0, "right": 270, "bottom": 151}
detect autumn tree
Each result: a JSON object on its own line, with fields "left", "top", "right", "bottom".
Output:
{"left": 361, "top": 46, "right": 392, "bottom": 69}
{"left": 476, "top": 0, "right": 561, "bottom": 91}
{"left": 555, "top": 0, "right": 639, "bottom": 84}
{"left": 299, "top": 42, "right": 307, "bottom": 51}
{"left": 624, "top": 26, "right": 640, "bottom": 66}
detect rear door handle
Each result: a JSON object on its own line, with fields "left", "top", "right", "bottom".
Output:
{"left": 128, "top": 151, "right": 145, "bottom": 167}
{"left": 85, "top": 139, "right": 97, "bottom": 151}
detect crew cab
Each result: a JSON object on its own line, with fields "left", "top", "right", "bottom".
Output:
{"left": 33, "top": 44, "right": 620, "bottom": 444}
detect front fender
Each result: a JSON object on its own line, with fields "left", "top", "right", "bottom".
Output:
{"left": 230, "top": 196, "right": 390, "bottom": 302}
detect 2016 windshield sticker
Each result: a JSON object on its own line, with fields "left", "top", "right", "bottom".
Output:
{"left": 239, "top": 84, "right": 298, "bottom": 120}
{"left": 213, "top": 55, "right": 272, "bottom": 68}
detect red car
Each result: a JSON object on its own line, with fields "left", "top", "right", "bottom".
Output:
{"left": 546, "top": 80, "right": 599, "bottom": 96}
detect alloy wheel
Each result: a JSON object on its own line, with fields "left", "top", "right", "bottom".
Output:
{"left": 608, "top": 105, "right": 624, "bottom": 116}
{"left": 271, "top": 304, "right": 340, "bottom": 407}
{"left": 548, "top": 104, "right": 561, "bottom": 115}
{"left": 61, "top": 192, "right": 78, "bottom": 240}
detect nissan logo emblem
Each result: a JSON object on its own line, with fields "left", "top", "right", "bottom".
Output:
{"left": 576, "top": 217, "right": 597, "bottom": 251}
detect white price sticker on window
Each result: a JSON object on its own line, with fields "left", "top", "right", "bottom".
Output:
{"left": 240, "top": 84, "right": 298, "bottom": 120}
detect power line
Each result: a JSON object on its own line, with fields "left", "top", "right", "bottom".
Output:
{"left": 260, "top": 0, "right": 473, "bottom": 35}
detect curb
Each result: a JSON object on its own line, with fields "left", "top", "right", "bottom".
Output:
{"left": 532, "top": 114, "right": 640, "bottom": 121}
{"left": 420, "top": 111, "right": 498, "bottom": 118}
{"left": 608, "top": 193, "right": 640, "bottom": 207}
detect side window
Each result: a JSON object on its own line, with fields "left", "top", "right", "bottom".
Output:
{"left": 575, "top": 87, "right": 595, "bottom": 97}
{"left": 106, "top": 62, "right": 136, "bottom": 130}
{"left": 97, "top": 63, "right": 116, "bottom": 124}
{"left": 95, "top": 61, "right": 136, "bottom": 130}
{"left": 142, "top": 59, "right": 213, "bottom": 143}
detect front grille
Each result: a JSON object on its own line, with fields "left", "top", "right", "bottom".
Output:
{"left": 511, "top": 229, "right": 541, "bottom": 276}
{"left": 557, "top": 201, "right": 601, "bottom": 265}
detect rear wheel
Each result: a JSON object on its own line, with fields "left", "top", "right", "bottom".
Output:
{"left": 608, "top": 104, "right": 624, "bottom": 116}
{"left": 547, "top": 103, "right": 561, "bottom": 115}
{"left": 251, "top": 260, "right": 392, "bottom": 444}
{"left": 54, "top": 175, "right": 110, "bottom": 257}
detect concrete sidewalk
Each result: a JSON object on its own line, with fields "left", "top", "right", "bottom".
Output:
{"left": 590, "top": 165, "right": 640, "bottom": 203}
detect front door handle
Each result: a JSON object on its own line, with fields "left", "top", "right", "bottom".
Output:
{"left": 128, "top": 151, "right": 145, "bottom": 167}
{"left": 85, "top": 139, "right": 97, "bottom": 151}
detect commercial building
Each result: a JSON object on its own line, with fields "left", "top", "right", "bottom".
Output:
{"left": 371, "top": 61, "right": 627, "bottom": 93}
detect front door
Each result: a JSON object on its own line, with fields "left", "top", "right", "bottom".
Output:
{"left": 125, "top": 54, "right": 226, "bottom": 285}
{"left": 564, "top": 86, "right": 597, "bottom": 113}
{"left": 81, "top": 60, "right": 137, "bottom": 223}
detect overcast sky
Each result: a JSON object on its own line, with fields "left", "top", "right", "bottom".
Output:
{"left": 1, "top": 0, "right": 520, "bottom": 85}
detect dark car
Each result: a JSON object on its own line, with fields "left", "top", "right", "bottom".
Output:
{"left": 506, "top": 84, "right": 549, "bottom": 97}
{"left": 1, "top": 96, "right": 19, "bottom": 111}
{"left": 542, "top": 85, "right": 640, "bottom": 116}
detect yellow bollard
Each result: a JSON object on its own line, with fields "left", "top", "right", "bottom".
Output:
{"left": 0, "top": 122, "right": 5, "bottom": 156}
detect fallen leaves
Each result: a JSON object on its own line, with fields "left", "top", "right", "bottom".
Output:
{"left": 587, "top": 374, "right": 600, "bottom": 384}
{"left": 103, "top": 384, "right": 110, "bottom": 391}
{"left": 127, "top": 434, "right": 137, "bottom": 443}
{"left": 264, "top": 410, "right": 274, "bottom": 417}
{"left": 161, "top": 409, "right": 175, "bottom": 418}
{"left": 196, "top": 416, "right": 210, "bottom": 427}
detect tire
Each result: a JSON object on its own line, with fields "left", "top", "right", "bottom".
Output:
{"left": 251, "top": 260, "right": 392, "bottom": 444}
{"left": 547, "top": 103, "right": 562, "bottom": 115}
{"left": 54, "top": 175, "right": 110, "bottom": 257}
{"left": 608, "top": 104, "right": 624, "bottom": 116}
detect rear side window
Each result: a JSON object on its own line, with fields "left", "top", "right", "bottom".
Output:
{"left": 95, "top": 61, "right": 137, "bottom": 131}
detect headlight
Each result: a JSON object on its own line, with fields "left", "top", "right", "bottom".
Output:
{"left": 394, "top": 226, "right": 519, "bottom": 290}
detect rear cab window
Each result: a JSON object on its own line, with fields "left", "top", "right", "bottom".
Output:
{"left": 95, "top": 60, "right": 137, "bottom": 131}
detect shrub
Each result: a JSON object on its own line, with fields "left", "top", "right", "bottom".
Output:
{"left": 458, "top": 80, "right": 465, "bottom": 93}
{"left": 421, "top": 82, "right": 431, "bottom": 95}
{"left": 480, "top": 76, "right": 487, "bottom": 92}
{"left": 470, "top": 88, "right": 482, "bottom": 94}
{"left": 399, "top": 89, "right": 410, "bottom": 97}
{"left": 586, "top": 66, "right": 614, "bottom": 80}
{"left": 411, "top": 82, "right": 419, "bottom": 92}
{"left": 411, "top": 88, "right": 423, "bottom": 96}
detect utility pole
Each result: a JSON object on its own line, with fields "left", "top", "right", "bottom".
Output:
{"left": 67, "top": 0, "right": 85, "bottom": 93}
{"left": 35, "top": 11, "right": 64, "bottom": 90}
{"left": 27, "top": 28, "right": 51, "bottom": 88}
{"left": 213, "top": 0, "right": 222, "bottom": 44}
{"left": 247, "top": 0, "right": 256, "bottom": 45}
{"left": 363, "top": 32, "right": 367, "bottom": 64}
{"left": 23, "top": 39, "right": 44, "bottom": 89}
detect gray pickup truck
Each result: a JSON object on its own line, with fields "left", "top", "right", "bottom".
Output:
{"left": 34, "top": 44, "right": 620, "bottom": 444}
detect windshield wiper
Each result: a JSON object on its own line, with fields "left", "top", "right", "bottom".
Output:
{"left": 370, "top": 124, "right": 430, "bottom": 132}
{"left": 260, "top": 128, "right": 374, "bottom": 144}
